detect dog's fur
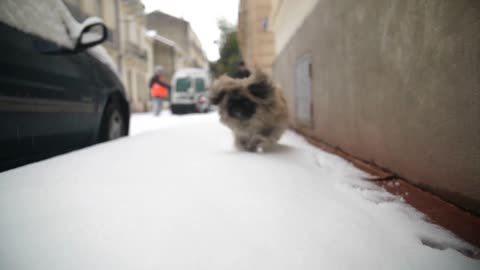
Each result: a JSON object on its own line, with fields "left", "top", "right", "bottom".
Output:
{"left": 209, "top": 70, "right": 288, "bottom": 152}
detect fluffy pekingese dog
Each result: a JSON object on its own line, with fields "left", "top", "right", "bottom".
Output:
{"left": 209, "top": 70, "right": 289, "bottom": 152}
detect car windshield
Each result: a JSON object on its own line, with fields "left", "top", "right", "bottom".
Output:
{"left": 176, "top": 77, "right": 191, "bottom": 92}
{"left": 195, "top": 78, "right": 206, "bottom": 92}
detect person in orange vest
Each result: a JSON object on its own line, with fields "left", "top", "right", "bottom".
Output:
{"left": 149, "top": 65, "right": 171, "bottom": 116}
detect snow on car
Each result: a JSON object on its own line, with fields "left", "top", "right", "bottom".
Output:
{"left": 0, "top": 0, "right": 119, "bottom": 75}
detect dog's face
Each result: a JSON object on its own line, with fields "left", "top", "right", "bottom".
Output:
{"left": 209, "top": 70, "right": 288, "bottom": 152}
{"left": 226, "top": 89, "right": 257, "bottom": 120}
{"left": 210, "top": 71, "right": 274, "bottom": 123}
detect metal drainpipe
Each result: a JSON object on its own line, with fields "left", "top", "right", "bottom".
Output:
{"left": 115, "top": 0, "right": 123, "bottom": 74}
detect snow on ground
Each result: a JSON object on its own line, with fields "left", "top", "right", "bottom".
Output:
{"left": 129, "top": 111, "right": 215, "bottom": 136}
{"left": 0, "top": 112, "right": 478, "bottom": 270}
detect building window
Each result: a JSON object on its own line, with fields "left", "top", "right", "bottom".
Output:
{"left": 262, "top": 17, "right": 269, "bottom": 31}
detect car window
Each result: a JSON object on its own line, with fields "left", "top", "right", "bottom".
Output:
{"left": 176, "top": 77, "right": 191, "bottom": 92}
{"left": 195, "top": 78, "right": 206, "bottom": 92}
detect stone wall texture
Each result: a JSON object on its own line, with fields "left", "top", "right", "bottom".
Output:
{"left": 273, "top": 0, "right": 480, "bottom": 214}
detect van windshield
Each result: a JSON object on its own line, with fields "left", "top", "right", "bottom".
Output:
{"left": 175, "top": 77, "right": 191, "bottom": 92}
{"left": 195, "top": 78, "right": 206, "bottom": 92}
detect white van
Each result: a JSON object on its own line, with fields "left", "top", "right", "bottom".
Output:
{"left": 170, "top": 68, "right": 211, "bottom": 114}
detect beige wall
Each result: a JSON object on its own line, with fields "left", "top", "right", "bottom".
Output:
{"left": 238, "top": 0, "right": 275, "bottom": 74}
{"left": 120, "top": 1, "right": 151, "bottom": 112}
{"left": 80, "top": 0, "right": 97, "bottom": 16}
{"left": 272, "top": 0, "right": 480, "bottom": 214}
{"left": 101, "top": 0, "right": 116, "bottom": 29}
{"left": 270, "top": 0, "right": 318, "bottom": 54}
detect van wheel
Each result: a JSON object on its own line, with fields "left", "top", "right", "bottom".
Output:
{"left": 99, "top": 100, "right": 127, "bottom": 142}
{"left": 171, "top": 105, "right": 181, "bottom": 114}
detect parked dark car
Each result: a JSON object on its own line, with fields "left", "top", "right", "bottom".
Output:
{"left": 0, "top": 2, "right": 130, "bottom": 172}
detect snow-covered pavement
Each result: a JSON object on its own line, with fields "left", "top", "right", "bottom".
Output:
{"left": 0, "top": 112, "right": 478, "bottom": 269}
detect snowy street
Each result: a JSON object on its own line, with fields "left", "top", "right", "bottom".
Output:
{"left": 0, "top": 112, "right": 478, "bottom": 269}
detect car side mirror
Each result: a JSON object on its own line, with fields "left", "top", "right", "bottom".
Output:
{"left": 74, "top": 17, "right": 108, "bottom": 52}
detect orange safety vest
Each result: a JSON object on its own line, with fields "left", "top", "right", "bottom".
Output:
{"left": 151, "top": 76, "right": 168, "bottom": 98}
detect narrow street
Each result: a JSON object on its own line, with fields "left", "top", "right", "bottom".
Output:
{"left": 0, "top": 112, "right": 478, "bottom": 269}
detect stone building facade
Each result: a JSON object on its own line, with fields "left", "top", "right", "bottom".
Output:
{"left": 147, "top": 11, "right": 208, "bottom": 70}
{"left": 64, "top": 0, "right": 153, "bottom": 112}
{"left": 238, "top": 0, "right": 275, "bottom": 74}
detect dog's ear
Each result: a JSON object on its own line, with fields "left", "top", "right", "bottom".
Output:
{"left": 209, "top": 75, "right": 232, "bottom": 105}
{"left": 210, "top": 90, "right": 226, "bottom": 105}
{"left": 248, "top": 70, "right": 272, "bottom": 99}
